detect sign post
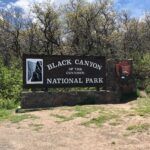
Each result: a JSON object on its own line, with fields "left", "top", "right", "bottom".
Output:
{"left": 21, "top": 55, "right": 124, "bottom": 109}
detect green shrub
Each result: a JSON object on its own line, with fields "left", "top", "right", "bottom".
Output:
{"left": 135, "top": 98, "right": 150, "bottom": 116}
{"left": 0, "top": 59, "right": 22, "bottom": 109}
{"left": 133, "top": 53, "right": 150, "bottom": 93}
{"left": 145, "top": 79, "right": 150, "bottom": 94}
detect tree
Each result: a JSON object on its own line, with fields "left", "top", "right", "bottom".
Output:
{"left": 64, "top": 0, "right": 117, "bottom": 56}
{"left": 32, "top": 1, "right": 61, "bottom": 55}
{"left": 120, "top": 12, "right": 142, "bottom": 58}
{"left": 0, "top": 7, "right": 24, "bottom": 65}
{"left": 23, "top": 20, "right": 43, "bottom": 54}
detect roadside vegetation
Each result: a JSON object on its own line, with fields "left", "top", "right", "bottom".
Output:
{"left": 0, "top": 97, "right": 149, "bottom": 138}
{"left": 135, "top": 97, "right": 150, "bottom": 116}
{"left": 0, "top": 0, "right": 149, "bottom": 126}
{"left": 0, "top": 59, "right": 22, "bottom": 109}
{"left": 0, "top": 109, "right": 37, "bottom": 123}
{"left": 49, "top": 96, "right": 150, "bottom": 129}
{"left": 0, "top": 3, "right": 149, "bottom": 110}
{"left": 126, "top": 123, "right": 150, "bottom": 133}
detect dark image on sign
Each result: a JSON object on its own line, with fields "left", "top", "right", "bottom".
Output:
{"left": 23, "top": 55, "right": 106, "bottom": 88}
{"left": 26, "top": 58, "right": 43, "bottom": 84}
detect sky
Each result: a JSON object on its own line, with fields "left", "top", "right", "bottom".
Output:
{"left": 0, "top": 0, "right": 150, "bottom": 18}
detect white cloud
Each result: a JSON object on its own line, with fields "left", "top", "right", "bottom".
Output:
{"left": 7, "top": 0, "right": 55, "bottom": 18}
{"left": 12, "top": 0, "right": 30, "bottom": 15}
{"left": 6, "top": 0, "right": 94, "bottom": 19}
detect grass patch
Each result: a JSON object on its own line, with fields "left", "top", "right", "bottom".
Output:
{"left": 51, "top": 114, "right": 74, "bottom": 122}
{"left": 74, "top": 105, "right": 99, "bottom": 118}
{"left": 51, "top": 105, "right": 100, "bottom": 122}
{"left": 52, "top": 106, "right": 124, "bottom": 126}
{"left": 0, "top": 109, "right": 12, "bottom": 121}
{"left": 127, "top": 123, "right": 150, "bottom": 133}
{"left": 10, "top": 114, "right": 37, "bottom": 123}
{"left": 126, "top": 113, "right": 136, "bottom": 117}
{"left": 84, "top": 115, "right": 110, "bottom": 127}
{"left": 83, "top": 111, "right": 118, "bottom": 127}
{"left": 109, "top": 121, "right": 120, "bottom": 126}
{"left": 0, "top": 109, "right": 38, "bottom": 123}
{"left": 135, "top": 98, "right": 150, "bottom": 116}
{"left": 29, "top": 123, "right": 43, "bottom": 131}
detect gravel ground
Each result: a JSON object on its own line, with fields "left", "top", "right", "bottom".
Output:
{"left": 0, "top": 102, "right": 150, "bottom": 150}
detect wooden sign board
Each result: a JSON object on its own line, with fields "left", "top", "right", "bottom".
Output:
{"left": 23, "top": 54, "right": 106, "bottom": 88}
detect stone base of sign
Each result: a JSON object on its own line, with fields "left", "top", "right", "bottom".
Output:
{"left": 21, "top": 90, "right": 120, "bottom": 109}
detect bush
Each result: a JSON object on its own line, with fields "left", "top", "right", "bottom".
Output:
{"left": 0, "top": 59, "right": 22, "bottom": 109}
{"left": 133, "top": 53, "right": 150, "bottom": 93}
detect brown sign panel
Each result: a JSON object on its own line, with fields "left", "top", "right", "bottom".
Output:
{"left": 23, "top": 54, "right": 106, "bottom": 88}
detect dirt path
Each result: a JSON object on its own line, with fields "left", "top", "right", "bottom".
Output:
{"left": 0, "top": 102, "right": 150, "bottom": 150}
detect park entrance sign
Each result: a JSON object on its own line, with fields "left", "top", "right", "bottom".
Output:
{"left": 23, "top": 55, "right": 106, "bottom": 88}
{"left": 21, "top": 56, "right": 135, "bottom": 109}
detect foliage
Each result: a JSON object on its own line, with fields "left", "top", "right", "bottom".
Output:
{"left": 74, "top": 105, "right": 99, "bottom": 117}
{"left": 51, "top": 114, "right": 74, "bottom": 122}
{"left": 133, "top": 53, "right": 150, "bottom": 92}
{"left": 135, "top": 98, "right": 150, "bottom": 116}
{"left": 0, "top": 109, "right": 37, "bottom": 123}
{"left": 10, "top": 114, "right": 36, "bottom": 123}
{"left": 32, "top": 2, "right": 61, "bottom": 55}
{"left": 83, "top": 111, "right": 118, "bottom": 127}
{"left": 0, "top": 0, "right": 149, "bottom": 99}
{"left": 0, "top": 58, "right": 22, "bottom": 109}
{"left": 145, "top": 81, "right": 150, "bottom": 94}
{"left": 64, "top": 0, "right": 117, "bottom": 56}
{"left": 126, "top": 124, "right": 150, "bottom": 133}
{"left": 0, "top": 109, "right": 12, "bottom": 121}
{"left": 29, "top": 123, "right": 43, "bottom": 131}
{"left": 51, "top": 105, "right": 100, "bottom": 122}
